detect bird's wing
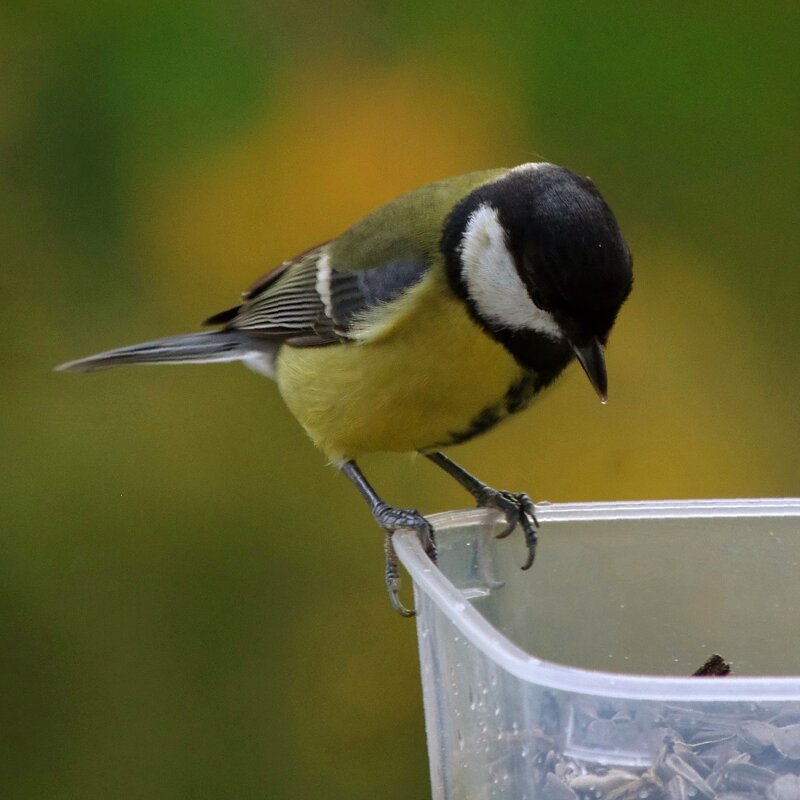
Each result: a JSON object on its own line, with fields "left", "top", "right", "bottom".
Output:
{"left": 209, "top": 244, "right": 429, "bottom": 347}
{"left": 205, "top": 168, "right": 506, "bottom": 347}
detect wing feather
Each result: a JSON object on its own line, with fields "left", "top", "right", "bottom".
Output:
{"left": 209, "top": 245, "right": 427, "bottom": 346}
{"left": 202, "top": 168, "right": 507, "bottom": 346}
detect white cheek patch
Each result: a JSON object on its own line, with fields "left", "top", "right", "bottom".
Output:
{"left": 460, "top": 203, "right": 562, "bottom": 339}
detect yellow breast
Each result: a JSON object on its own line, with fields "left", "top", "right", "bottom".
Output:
{"left": 275, "top": 270, "right": 527, "bottom": 464}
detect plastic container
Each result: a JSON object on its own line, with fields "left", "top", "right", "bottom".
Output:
{"left": 393, "top": 500, "right": 800, "bottom": 800}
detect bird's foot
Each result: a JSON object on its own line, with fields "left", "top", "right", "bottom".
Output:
{"left": 374, "top": 503, "right": 437, "bottom": 617}
{"left": 475, "top": 488, "right": 539, "bottom": 570}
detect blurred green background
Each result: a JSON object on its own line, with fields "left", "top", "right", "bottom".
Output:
{"left": 3, "top": 2, "right": 799, "bottom": 798}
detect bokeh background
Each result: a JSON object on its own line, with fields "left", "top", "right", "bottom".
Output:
{"left": 3, "top": 2, "right": 799, "bottom": 798}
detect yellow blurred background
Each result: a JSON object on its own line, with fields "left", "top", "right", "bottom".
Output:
{"left": 3, "top": 2, "right": 799, "bottom": 797}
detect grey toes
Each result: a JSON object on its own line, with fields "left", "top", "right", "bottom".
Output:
{"left": 476, "top": 489, "right": 539, "bottom": 570}
{"left": 374, "top": 503, "right": 437, "bottom": 563}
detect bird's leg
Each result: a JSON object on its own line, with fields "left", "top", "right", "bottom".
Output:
{"left": 424, "top": 451, "right": 539, "bottom": 570}
{"left": 340, "top": 460, "right": 437, "bottom": 617}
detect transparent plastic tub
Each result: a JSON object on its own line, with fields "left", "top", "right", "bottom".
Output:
{"left": 393, "top": 500, "right": 800, "bottom": 800}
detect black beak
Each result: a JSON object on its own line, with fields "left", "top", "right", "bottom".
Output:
{"left": 572, "top": 338, "right": 608, "bottom": 403}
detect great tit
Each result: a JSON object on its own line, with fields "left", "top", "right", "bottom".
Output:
{"left": 58, "top": 163, "right": 633, "bottom": 615}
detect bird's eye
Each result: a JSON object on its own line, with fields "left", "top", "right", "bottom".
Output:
{"left": 531, "top": 290, "right": 550, "bottom": 312}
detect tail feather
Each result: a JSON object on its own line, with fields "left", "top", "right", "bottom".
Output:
{"left": 56, "top": 331, "right": 260, "bottom": 373}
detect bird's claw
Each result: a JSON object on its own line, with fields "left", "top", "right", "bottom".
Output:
{"left": 374, "top": 503, "right": 437, "bottom": 617}
{"left": 475, "top": 489, "right": 539, "bottom": 570}
{"left": 383, "top": 533, "right": 415, "bottom": 617}
{"left": 374, "top": 503, "right": 437, "bottom": 562}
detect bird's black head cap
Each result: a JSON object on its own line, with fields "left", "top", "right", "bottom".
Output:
{"left": 444, "top": 164, "right": 632, "bottom": 345}
{"left": 442, "top": 163, "right": 633, "bottom": 400}
{"left": 492, "top": 164, "right": 632, "bottom": 345}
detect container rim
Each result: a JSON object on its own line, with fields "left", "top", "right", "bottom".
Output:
{"left": 394, "top": 498, "right": 800, "bottom": 702}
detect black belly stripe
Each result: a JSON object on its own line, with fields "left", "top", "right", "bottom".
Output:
{"left": 437, "top": 370, "right": 551, "bottom": 448}
{"left": 442, "top": 405, "right": 505, "bottom": 447}
{"left": 504, "top": 372, "right": 539, "bottom": 414}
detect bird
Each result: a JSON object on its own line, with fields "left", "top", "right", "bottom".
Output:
{"left": 57, "top": 163, "right": 633, "bottom": 615}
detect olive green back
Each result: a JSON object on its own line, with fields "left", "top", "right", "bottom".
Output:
{"left": 328, "top": 168, "right": 507, "bottom": 272}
